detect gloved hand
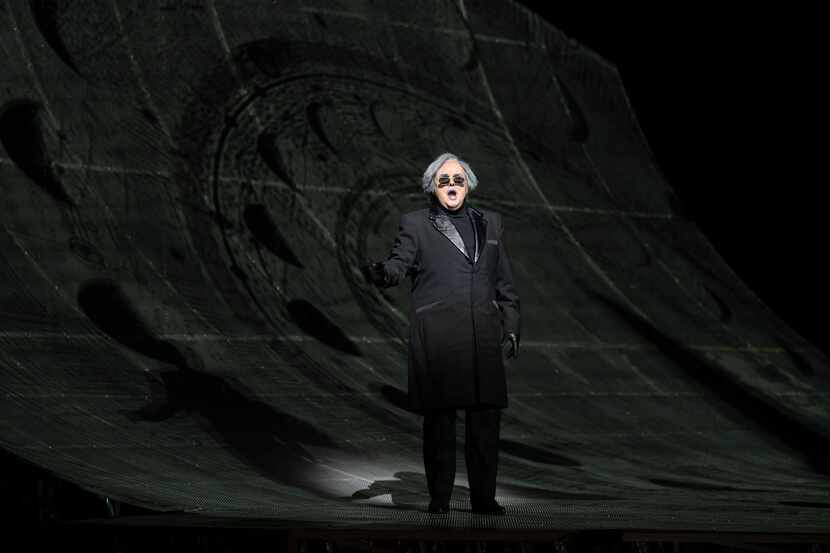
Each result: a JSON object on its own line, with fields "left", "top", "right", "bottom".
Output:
{"left": 502, "top": 332, "right": 519, "bottom": 360}
{"left": 360, "top": 260, "right": 388, "bottom": 287}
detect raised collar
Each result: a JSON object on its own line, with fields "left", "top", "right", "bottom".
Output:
{"left": 428, "top": 201, "right": 483, "bottom": 220}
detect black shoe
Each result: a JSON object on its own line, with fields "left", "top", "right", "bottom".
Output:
{"left": 427, "top": 501, "right": 450, "bottom": 514}
{"left": 471, "top": 501, "right": 505, "bottom": 515}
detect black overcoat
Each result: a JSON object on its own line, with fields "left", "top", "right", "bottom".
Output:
{"left": 381, "top": 201, "right": 521, "bottom": 412}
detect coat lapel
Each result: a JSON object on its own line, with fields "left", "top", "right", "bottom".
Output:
{"left": 428, "top": 203, "right": 488, "bottom": 264}
{"left": 470, "top": 206, "right": 487, "bottom": 264}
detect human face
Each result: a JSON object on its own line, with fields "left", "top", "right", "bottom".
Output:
{"left": 433, "top": 159, "right": 468, "bottom": 211}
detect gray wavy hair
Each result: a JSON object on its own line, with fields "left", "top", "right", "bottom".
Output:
{"left": 421, "top": 152, "right": 479, "bottom": 195}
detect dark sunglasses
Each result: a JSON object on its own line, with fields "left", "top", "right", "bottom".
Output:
{"left": 436, "top": 173, "right": 466, "bottom": 187}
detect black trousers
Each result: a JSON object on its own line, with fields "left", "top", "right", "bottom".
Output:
{"left": 422, "top": 406, "right": 501, "bottom": 507}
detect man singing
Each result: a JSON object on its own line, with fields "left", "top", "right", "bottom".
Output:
{"left": 362, "top": 152, "right": 521, "bottom": 515}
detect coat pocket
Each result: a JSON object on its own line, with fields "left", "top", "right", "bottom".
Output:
{"left": 415, "top": 299, "right": 443, "bottom": 313}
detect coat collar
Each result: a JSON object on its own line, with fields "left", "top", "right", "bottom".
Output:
{"left": 428, "top": 201, "right": 488, "bottom": 264}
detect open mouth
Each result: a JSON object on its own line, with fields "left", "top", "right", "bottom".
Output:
{"left": 448, "top": 191, "right": 457, "bottom": 199}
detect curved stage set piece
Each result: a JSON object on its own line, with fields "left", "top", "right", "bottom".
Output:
{"left": 1, "top": 0, "right": 829, "bottom": 534}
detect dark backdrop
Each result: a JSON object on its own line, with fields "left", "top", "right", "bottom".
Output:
{"left": 517, "top": 2, "right": 826, "bottom": 354}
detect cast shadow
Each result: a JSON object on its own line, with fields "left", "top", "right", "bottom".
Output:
{"left": 588, "top": 290, "right": 830, "bottom": 475}
{"left": 77, "top": 278, "right": 348, "bottom": 497}
{"left": 346, "top": 470, "right": 618, "bottom": 511}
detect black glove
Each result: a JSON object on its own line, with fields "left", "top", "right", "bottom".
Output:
{"left": 360, "top": 261, "right": 388, "bottom": 287}
{"left": 502, "top": 332, "right": 519, "bottom": 360}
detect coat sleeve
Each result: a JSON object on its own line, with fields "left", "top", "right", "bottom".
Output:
{"left": 381, "top": 213, "right": 419, "bottom": 287}
{"left": 495, "top": 213, "right": 521, "bottom": 338}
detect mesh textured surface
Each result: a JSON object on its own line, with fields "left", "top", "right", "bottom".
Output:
{"left": 1, "top": 0, "right": 829, "bottom": 532}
